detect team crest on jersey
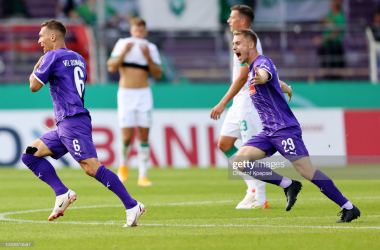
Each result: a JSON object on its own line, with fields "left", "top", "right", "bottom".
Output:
{"left": 169, "top": 0, "right": 186, "bottom": 16}
{"left": 249, "top": 84, "right": 257, "bottom": 95}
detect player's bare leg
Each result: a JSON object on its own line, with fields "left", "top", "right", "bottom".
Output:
{"left": 237, "top": 147, "right": 360, "bottom": 221}
{"left": 218, "top": 136, "right": 241, "bottom": 174}
{"left": 23, "top": 138, "right": 54, "bottom": 157}
{"left": 220, "top": 136, "right": 255, "bottom": 207}
{"left": 291, "top": 156, "right": 360, "bottom": 222}
{"left": 118, "top": 127, "right": 134, "bottom": 182}
{"left": 80, "top": 157, "right": 145, "bottom": 227}
{"left": 79, "top": 157, "right": 102, "bottom": 177}
{"left": 218, "top": 136, "right": 237, "bottom": 153}
{"left": 21, "top": 139, "right": 76, "bottom": 221}
{"left": 137, "top": 126, "right": 152, "bottom": 186}
{"left": 235, "top": 145, "right": 267, "bottom": 163}
{"left": 291, "top": 156, "right": 316, "bottom": 181}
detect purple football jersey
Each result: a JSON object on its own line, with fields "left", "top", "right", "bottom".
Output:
{"left": 33, "top": 48, "right": 89, "bottom": 124}
{"left": 248, "top": 55, "right": 299, "bottom": 135}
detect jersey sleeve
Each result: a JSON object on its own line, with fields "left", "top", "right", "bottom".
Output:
{"left": 256, "top": 58, "right": 273, "bottom": 81}
{"left": 148, "top": 44, "right": 162, "bottom": 65}
{"left": 33, "top": 51, "right": 57, "bottom": 85}
{"left": 110, "top": 39, "right": 125, "bottom": 58}
{"left": 256, "top": 37, "right": 263, "bottom": 55}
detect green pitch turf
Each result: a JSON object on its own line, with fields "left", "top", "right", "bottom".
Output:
{"left": 0, "top": 167, "right": 379, "bottom": 250}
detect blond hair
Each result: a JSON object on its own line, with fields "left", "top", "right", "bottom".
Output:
{"left": 233, "top": 29, "right": 257, "bottom": 49}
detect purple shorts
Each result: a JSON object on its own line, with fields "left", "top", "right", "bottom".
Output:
{"left": 40, "top": 114, "right": 98, "bottom": 162}
{"left": 244, "top": 126, "right": 309, "bottom": 162}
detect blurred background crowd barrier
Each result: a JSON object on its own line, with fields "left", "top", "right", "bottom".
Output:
{"left": 0, "top": 0, "right": 379, "bottom": 84}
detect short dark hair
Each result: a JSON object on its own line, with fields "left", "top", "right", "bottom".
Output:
{"left": 41, "top": 19, "right": 66, "bottom": 38}
{"left": 233, "top": 29, "right": 257, "bottom": 49}
{"left": 130, "top": 17, "right": 146, "bottom": 27}
{"left": 231, "top": 5, "right": 254, "bottom": 26}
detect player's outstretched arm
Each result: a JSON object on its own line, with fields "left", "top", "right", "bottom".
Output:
{"left": 210, "top": 65, "right": 249, "bottom": 120}
{"left": 251, "top": 65, "right": 269, "bottom": 86}
{"left": 29, "top": 56, "right": 44, "bottom": 92}
{"left": 280, "top": 80, "right": 292, "bottom": 102}
{"left": 140, "top": 44, "right": 162, "bottom": 80}
{"left": 107, "top": 43, "right": 134, "bottom": 73}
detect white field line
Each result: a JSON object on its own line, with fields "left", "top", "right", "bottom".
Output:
{"left": 152, "top": 196, "right": 380, "bottom": 206}
{"left": 2, "top": 219, "right": 380, "bottom": 230}
{"left": 1, "top": 197, "right": 379, "bottom": 229}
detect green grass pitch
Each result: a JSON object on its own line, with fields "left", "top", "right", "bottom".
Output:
{"left": 0, "top": 167, "right": 379, "bottom": 250}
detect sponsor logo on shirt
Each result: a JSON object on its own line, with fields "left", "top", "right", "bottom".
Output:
{"left": 249, "top": 84, "right": 257, "bottom": 95}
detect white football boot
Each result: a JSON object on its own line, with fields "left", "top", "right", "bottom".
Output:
{"left": 48, "top": 189, "right": 77, "bottom": 221}
{"left": 123, "top": 202, "right": 146, "bottom": 227}
{"left": 251, "top": 200, "right": 269, "bottom": 209}
{"left": 236, "top": 189, "right": 256, "bottom": 209}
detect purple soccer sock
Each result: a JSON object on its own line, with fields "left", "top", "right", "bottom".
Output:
{"left": 95, "top": 165, "right": 137, "bottom": 209}
{"left": 243, "top": 161, "right": 288, "bottom": 187}
{"left": 21, "top": 154, "right": 69, "bottom": 196}
{"left": 311, "top": 170, "right": 349, "bottom": 207}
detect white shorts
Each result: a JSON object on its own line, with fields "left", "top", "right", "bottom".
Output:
{"left": 117, "top": 87, "right": 153, "bottom": 128}
{"left": 220, "top": 105, "right": 262, "bottom": 143}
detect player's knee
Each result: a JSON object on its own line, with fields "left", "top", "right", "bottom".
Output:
{"left": 293, "top": 160, "right": 315, "bottom": 180}
{"left": 25, "top": 146, "right": 38, "bottom": 155}
{"left": 80, "top": 160, "right": 101, "bottom": 177}
{"left": 296, "top": 167, "right": 313, "bottom": 181}
{"left": 83, "top": 166, "right": 97, "bottom": 177}
{"left": 80, "top": 163, "right": 93, "bottom": 176}
{"left": 21, "top": 153, "right": 30, "bottom": 165}
{"left": 137, "top": 128, "right": 149, "bottom": 142}
{"left": 218, "top": 140, "right": 230, "bottom": 152}
{"left": 21, "top": 147, "right": 39, "bottom": 164}
{"left": 21, "top": 147, "right": 40, "bottom": 166}
{"left": 122, "top": 136, "right": 132, "bottom": 146}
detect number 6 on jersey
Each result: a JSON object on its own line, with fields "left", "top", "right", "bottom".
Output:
{"left": 74, "top": 66, "right": 85, "bottom": 98}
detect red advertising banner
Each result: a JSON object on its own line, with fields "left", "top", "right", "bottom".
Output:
{"left": 345, "top": 110, "right": 380, "bottom": 164}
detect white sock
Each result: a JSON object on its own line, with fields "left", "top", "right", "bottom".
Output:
{"left": 279, "top": 177, "right": 292, "bottom": 188}
{"left": 244, "top": 179, "right": 256, "bottom": 192}
{"left": 228, "top": 152, "right": 256, "bottom": 191}
{"left": 254, "top": 180, "right": 266, "bottom": 204}
{"left": 120, "top": 142, "right": 130, "bottom": 166}
{"left": 341, "top": 201, "right": 353, "bottom": 210}
{"left": 138, "top": 142, "right": 149, "bottom": 179}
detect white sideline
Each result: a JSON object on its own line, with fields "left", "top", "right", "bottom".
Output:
{"left": 1, "top": 197, "right": 379, "bottom": 230}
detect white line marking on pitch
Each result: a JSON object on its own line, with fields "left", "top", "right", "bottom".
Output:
{"left": 2, "top": 219, "right": 380, "bottom": 230}
{"left": 138, "top": 224, "right": 380, "bottom": 230}
{"left": 1, "top": 197, "right": 379, "bottom": 230}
